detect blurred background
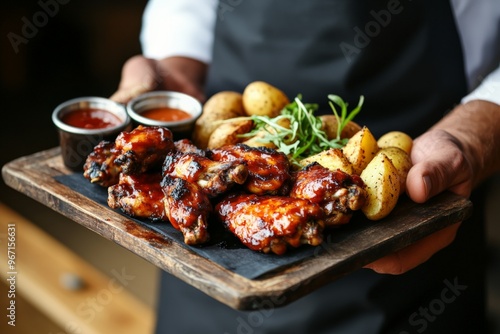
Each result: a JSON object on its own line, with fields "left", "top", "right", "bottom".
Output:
{"left": 1, "top": 1, "right": 159, "bottom": 333}
{"left": 0, "top": 1, "right": 499, "bottom": 333}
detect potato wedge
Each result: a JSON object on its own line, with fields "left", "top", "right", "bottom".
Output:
{"left": 193, "top": 91, "right": 246, "bottom": 148}
{"left": 342, "top": 126, "right": 379, "bottom": 175}
{"left": 242, "top": 81, "right": 290, "bottom": 117}
{"left": 319, "top": 115, "right": 362, "bottom": 140}
{"left": 207, "top": 119, "right": 254, "bottom": 149}
{"left": 378, "top": 147, "right": 412, "bottom": 195}
{"left": 360, "top": 152, "right": 401, "bottom": 220}
{"left": 299, "top": 148, "right": 354, "bottom": 174}
{"left": 377, "top": 131, "right": 413, "bottom": 155}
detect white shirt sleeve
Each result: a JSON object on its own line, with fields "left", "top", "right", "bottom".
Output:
{"left": 140, "top": 0, "right": 218, "bottom": 63}
{"left": 451, "top": 0, "right": 500, "bottom": 105}
{"left": 461, "top": 66, "right": 500, "bottom": 105}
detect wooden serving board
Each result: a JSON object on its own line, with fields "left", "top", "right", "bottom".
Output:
{"left": 2, "top": 148, "right": 473, "bottom": 310}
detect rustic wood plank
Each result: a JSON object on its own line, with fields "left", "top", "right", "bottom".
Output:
{"left": 1, "top": 148, "right": 473, "bottom": 310}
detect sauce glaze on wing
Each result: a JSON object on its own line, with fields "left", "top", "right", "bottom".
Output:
{"left": 216, "top": 193, "right": 324, "bottom": 255}
{"left": 208, "top": 144, "right": 291, "bottom": 195}
{"left": 290, "top": 162, "right": 367, "bottom": 226}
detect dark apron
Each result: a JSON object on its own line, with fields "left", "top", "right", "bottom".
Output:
{"left": 156, "top": 1, "right": 486, "bottom": 333}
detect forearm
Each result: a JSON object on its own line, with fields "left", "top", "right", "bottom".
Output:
{"left": 156, "top": 56, "right": 208, "bottom": 90}
{"left": 432, "top": 100, "right": 500, "bottom": 186}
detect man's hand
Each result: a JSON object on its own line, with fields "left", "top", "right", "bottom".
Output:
{"left": 110, "top": 55, "right": 208, "bottom": 104}
{"left": 365, "top": 129, "right": 473, "bottom": 274}
{"left": 366, "top": 100, "right": 500, "bottom": 275}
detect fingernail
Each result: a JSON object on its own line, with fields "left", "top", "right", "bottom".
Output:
{"left": 423, "top": 175, "right": 432, "bottom": 198}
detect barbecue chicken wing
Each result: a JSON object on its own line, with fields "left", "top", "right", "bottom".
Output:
{"left": 161, "top": 176, "right": 211, "bottom": 245}
{"left": 163, "top": 152, "right": 248, "bottom": 198}
{"left": 216, "top": 193, "right": 324, "bottom": 255}
{"left": 208, "top": 144, "right": 291, "bottom": 195}
{"left": 108, "top": 172, "right": 167, "bottom": 221}
{"left": 174, "top": 139, "right": 206, "bottom": 156}
{"left": 83, "top": 140, "right": 122, "bottom": 187}
{"left": 114, "top": 125, "right": 176, "bottom": 174}
{"left": 290, "top": 163, "right": 367, "bottom": 226}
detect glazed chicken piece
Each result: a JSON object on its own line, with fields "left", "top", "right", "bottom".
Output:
{"left": 161, "top": 176, "right": 211, "bottom": 245}
{"left": 216, "top": 193, "right": 324, "bottom": 255}
{"left": 174, "top": 139, "right": 206, "bottom": 156}
{"left": 163, "top": 152, "right": 248, "bottom": 198}
{"left": 290, "top": 163, "right": 367, "bottom": 226}
{"left": 208, "top": 144, "right": 291, "bottom": 195}
{"left": 114, "top": 125, "right": 176, "bottom": 174}
{"left": 108, "top": 172, "right": 167, "bottom": 221}
{"left": 83, "top": 140, "right": 122, "bottom": 187}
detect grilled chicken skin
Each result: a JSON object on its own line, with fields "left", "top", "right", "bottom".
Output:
{"left": 83, "top": 140, "right": 122, "bottom": 187}
{"left": 107, "top": 172, "right": 167, "bottom": 221}
{"left": 114, "top": 125, "right": 176, "bottom": 174}
{"left": 174, "top": 138, "right": 206, "bottom": 156}
{"left": 290, "top": 163, "right": 367, "bottom": 226}
{"left": 161, "top": 176, "right": 211, "bottom": 245}
{"left": 163, "top": 152, "right": 248, "bottom": 198}
{"left": 208, "top": 144, "right": 291, "bottom": 195}
{"left": 216, "top": 193, "right": 324, "bottom": 255}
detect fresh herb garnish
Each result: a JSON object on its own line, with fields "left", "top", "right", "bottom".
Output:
{"left": 238, "top": 94, "right": 364, "bottom": 164}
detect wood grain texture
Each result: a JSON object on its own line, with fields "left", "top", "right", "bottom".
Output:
{"left": 2, "top": 148, "right": 473, "bottom": 310}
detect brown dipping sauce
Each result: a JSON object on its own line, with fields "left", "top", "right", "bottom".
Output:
{"left": 61, "top": 108, "right": 122, "bottom": 129}
{"left": 141, "top": 107, "right": 192, "bottom": 122}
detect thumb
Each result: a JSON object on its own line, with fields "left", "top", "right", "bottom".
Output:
{"left": 406, "top": 130, "right": 473, "bottom": 203}
{"left": 110, "top": 82, "right": 154, "bottom": 104}
{"left": 110, "top": 55, "right": 159, "bottom": 104}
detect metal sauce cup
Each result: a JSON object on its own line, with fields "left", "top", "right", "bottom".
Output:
{"left": 52, "top": 97, "right": 131, "bottom": 171}
{"left": 126, "top": 91, "right": 202, "bottom": 138}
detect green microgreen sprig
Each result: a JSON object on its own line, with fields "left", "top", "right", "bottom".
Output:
{"left": 238, "top": 94, "right": 364, "bottom": 164}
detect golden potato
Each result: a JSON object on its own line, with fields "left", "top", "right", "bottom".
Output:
{"left": 242, "top": 81, "right": 290, "bottom": 117}
{"left": 378, "top": 147, "right": 412, "bottom": 195}
{"left": 319, "top": 115, "right": 362, "bottom": 140}
{"left": 360, "top": 152, "right": 401, "bottom": 220}
{"left": 377, "top": 131, "right": 413, "bottom": 155}
{"left": 299, "top": 148, "right": 354, "bottom": 174}
{"left": 342, "top": 126, "right": 379, "bottom": 175}
{"left": 207, "top": 119, "right": 254, "bottom": 149}
{"left": 193, "top": 91, "right": 246, "bottom": 148}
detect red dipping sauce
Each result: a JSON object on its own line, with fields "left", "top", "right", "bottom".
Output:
{"left": 141, "top": 107, "right": 192, "bottom": 122}
{"left": 61, "top": 108, "right": 122, "bottom": 129}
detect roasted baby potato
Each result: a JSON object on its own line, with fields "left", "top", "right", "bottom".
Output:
{"left": 377, "top": 131, "right": 413, "bottom": 155}
{"left": 360, "top": 152, "right": 401, "bottom": 220}
{"left": 299, "top": 148, "right": 354, "bottom": 174}
{"left": 342, "top": 126, "right": 379, "bottom": 175}
{"left": 207, "top": 119, "right": 254, "bottom": 149}
{"left": 242, "top": 81, "right": 290, "bottom": 117}
{"left": 319, "top": 115, "right": 362, "bottom": 140}
{"left": 378, "top": 147, "right": 412, "bottom": 195}
{"left": 193, "top": 91, "right": 246, "bottom": 148}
